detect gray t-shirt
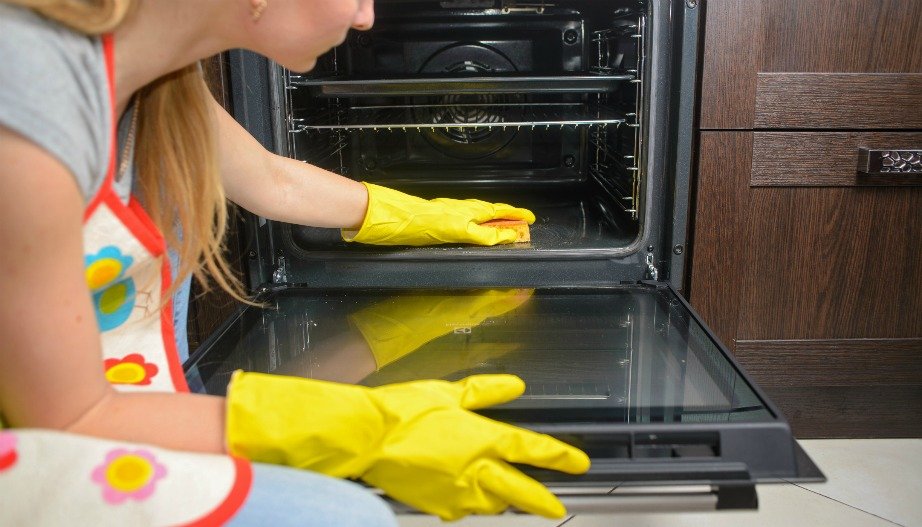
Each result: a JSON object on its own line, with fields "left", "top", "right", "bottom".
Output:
{"left": 0, "top": 4, "right": 137, "bottom": 202}
{"left": 0, "top": 5, "right": 191, "bottom": 360}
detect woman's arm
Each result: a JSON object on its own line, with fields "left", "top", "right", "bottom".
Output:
{"left": 213, "top": 99, "right": 369, "bottom": 229}
{"left": 0, "top": 126, "right": 225, "bottom": 454}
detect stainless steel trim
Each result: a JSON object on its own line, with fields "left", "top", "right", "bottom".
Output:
{"left": 382, "top": 486, "right": 722, "bottom": 515}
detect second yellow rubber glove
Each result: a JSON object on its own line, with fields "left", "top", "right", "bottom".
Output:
{"left": 225, "top": 372, "right": 590, "bottom": 520}
{"left": 342, "top": 182, "right": 536, "bottom": 246}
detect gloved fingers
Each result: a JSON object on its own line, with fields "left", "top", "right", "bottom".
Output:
{"left": 453, "top": 374, "right": 525, "bottom": 409}
{"left": 464, "top": 222, "right": 520, "bottom": 245}
{"left": 490, "top": 203, "right": 537, "bottom": 224}
{"left": 471, "top": 288, "right": 533, "bottom": 317}
{"left": 429, "top": 197, "right": 535, "bottom": 224}
{"left": 478, "top": 461, "right": 568, "bottom": 519}
{"left": 496, "top": 426, "right": 592, "bottom": 475}
{"left": 430, "top": 197, "right": 492, "bottom": 214}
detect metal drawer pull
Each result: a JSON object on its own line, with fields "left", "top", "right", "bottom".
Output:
{"left": 857, "top": 148, "right": 922, "bottom": 175}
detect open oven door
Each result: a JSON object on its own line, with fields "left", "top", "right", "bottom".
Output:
{"left": 184, "top": 281, "right": 824, "bottom": 514}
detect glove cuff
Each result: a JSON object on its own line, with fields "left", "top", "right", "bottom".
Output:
{"left": 225, "top": 370, "right": 385, "bottom": 478}
{"left": 341, "top": 182, "right": 375, "bottom": 243}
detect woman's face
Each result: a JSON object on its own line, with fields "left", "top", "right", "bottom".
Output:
{"left": 249, "top": 0, "right": 375, "bottom": 72}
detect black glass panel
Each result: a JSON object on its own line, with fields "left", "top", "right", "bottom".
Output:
{"left": 186, "top": 286, "right": 773, "bottom": 426}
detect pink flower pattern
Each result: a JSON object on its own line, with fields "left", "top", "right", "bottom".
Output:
{"left": 91, "top": 448, "right": 167, "bottom": 504}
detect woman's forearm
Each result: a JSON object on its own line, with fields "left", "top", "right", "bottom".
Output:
{"left": 65, "top": 389, "right": 228, "bottom": 454}
{"left": 244, "top": 154, "right": 369, "bottom": 229}
{"left": 213, "top": 99, "right": 368, "bottom": 228}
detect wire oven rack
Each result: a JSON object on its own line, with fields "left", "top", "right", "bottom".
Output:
{"left": 288, "top": 103, "right": 626, "bottom": 133}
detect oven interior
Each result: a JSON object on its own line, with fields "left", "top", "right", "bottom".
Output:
{"left": 280, "top": 0, "right": 649, "bottom": 260}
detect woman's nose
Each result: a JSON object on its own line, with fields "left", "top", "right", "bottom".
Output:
{"left": 352, "top": 0, "right": 375, "bottom": 30}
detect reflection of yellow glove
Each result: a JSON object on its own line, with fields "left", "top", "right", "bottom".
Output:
{"left": 226, "top": 372, "right": 590, "bottom": 520}
{"left": 349, "top": 289, "right": 533, "bottom": 370}
{"left": 363, "top": 341, "right": 523, "bottom": 388}
{"left": 342, "top": 182, "right": 536, "bottom": 246}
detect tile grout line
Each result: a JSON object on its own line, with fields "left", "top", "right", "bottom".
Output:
{"left": 556, "top": 515, "right": 576, "bottom": 527}
{"left": 555, "top": 484, "right": 622, "bottom": 527}
{"left": 784, "top": 480, "right": 908, "bottom": 527}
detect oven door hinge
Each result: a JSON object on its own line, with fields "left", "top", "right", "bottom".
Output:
{"left": 272, "top": 256, "right": 289, "bottom": 284}
{"left": 499, "top": 1, "right": 550, "bottom": 14}
{"left": 646, "top": 253, "right": 660, "bottom": 281}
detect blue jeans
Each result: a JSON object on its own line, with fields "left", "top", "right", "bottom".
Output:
{"left": 227, "top": 463, "right": 398, "bottom": 527}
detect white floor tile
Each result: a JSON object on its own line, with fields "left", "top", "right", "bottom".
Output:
{"left": 562, "top": 482, "right": 897, "bottom": 527}
{"left": 797, "top": 439, "right": 922, "bottom": 527}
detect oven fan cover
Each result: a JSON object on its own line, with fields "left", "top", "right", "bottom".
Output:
{"left": 413, "top": 43, "right": 525, "bottom": 160}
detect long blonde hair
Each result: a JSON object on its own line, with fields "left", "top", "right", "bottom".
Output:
{"left": 5, "top": 0, "right": 247, "bottom": 302}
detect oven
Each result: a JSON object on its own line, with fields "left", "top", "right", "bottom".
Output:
{"left": 186, "top": 0, "right": 825, "bottom": 514}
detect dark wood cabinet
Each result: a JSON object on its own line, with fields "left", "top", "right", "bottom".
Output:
{"left": 690, "top": 0, "right": 922, "bottom": 438}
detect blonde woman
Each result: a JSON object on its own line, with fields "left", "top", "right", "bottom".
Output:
{"left": 0, "top": 0, "right": 590, "bottom": 524}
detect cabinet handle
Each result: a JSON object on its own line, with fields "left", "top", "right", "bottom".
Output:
{"left": 857, "top": 148, "right": 922, "bottom": 175}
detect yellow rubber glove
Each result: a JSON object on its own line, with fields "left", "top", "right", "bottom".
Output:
{"left": 348, "top": 289, "right": 533, "bottom": 369}
{"left": 226, "top": 372, "right": 590, "bottom": 520}
{"left": 342, "top": 182, "right": 536, "bottom": 246}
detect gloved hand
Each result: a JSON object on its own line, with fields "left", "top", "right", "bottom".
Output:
{"left": 342, "top": 182, "right": 536, "bottom": 246}
{"left": 348, "top": 289, "right": 533, "bottom": 370}
{"left": 226, "top": 372, "right": 590, "bottom": 520}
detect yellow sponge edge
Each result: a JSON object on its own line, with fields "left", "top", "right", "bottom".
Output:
{"left": 480, "top": 219, "right": 531, "bottom": 243}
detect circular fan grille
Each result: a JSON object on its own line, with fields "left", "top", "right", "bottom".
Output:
{"left": 426, "top": 92, "right": 514, "bottom": 144}
{"left": 415, "top": 48, "right": 524, "bottom": 159}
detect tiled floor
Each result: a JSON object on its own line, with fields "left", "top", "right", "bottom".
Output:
{"left": 397, "top": 439, "right": 922, "bottom": 527}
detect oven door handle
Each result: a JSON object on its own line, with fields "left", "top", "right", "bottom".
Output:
{"left": 557, "top": 483, "right": 757, "bottom": 513}
{"left": 382, "top": 461, "right": 758, "bottom": 515}
{"left": 383, "top": 483, "right": 758, "bottom": 516}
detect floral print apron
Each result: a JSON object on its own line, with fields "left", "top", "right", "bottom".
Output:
{"left": 0, "top": 34, "right": 251, "bottom": 525}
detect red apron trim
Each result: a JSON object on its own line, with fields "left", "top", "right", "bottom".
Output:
{"left": 85, "top": 33, "right": 118, "bottom": 222}
{"left": 160, "top": 255, "right": 190, "bottom": 393}
{"left": 177, "top": 458, "right": 253, "bottom": 527}
{"left": 93, "top": 193, "right": 166, "bottom": 256}
{"left": 127, "top": 196, "right": 167, "bottom": 252}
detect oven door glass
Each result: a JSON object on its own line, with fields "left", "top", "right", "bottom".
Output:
{"left": 185, "top": 284, "right": 823, "bottom": 496}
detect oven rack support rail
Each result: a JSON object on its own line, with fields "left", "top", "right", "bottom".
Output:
{"left": 591, "top": 12, "right": 645, "bottom": 219}
{"left": 288, "top": 74, "right": 636, "bottom": 98}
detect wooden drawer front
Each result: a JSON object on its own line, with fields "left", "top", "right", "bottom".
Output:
{"left": 754, "top": 73, "right": 922, "bottom": 129}
{"left": 694, "top": 133, "right": 922, "bottom": 343}
{"left": 734, "top": 339, "right": 922, "bottom": 387}
{"left": 737, "top": 185, "right": 922, "bottom": 340}
{"left": 760, "top": 386, "right": 922, "bottom": 438}
{"left": 700, "top": 0, "right": 922, "bottom": 130}
{"left": 752, "top": 132, "right": 922, "bottom": 186}
{"left": 734, "top": 339, "right": 922, "bottom": 438}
